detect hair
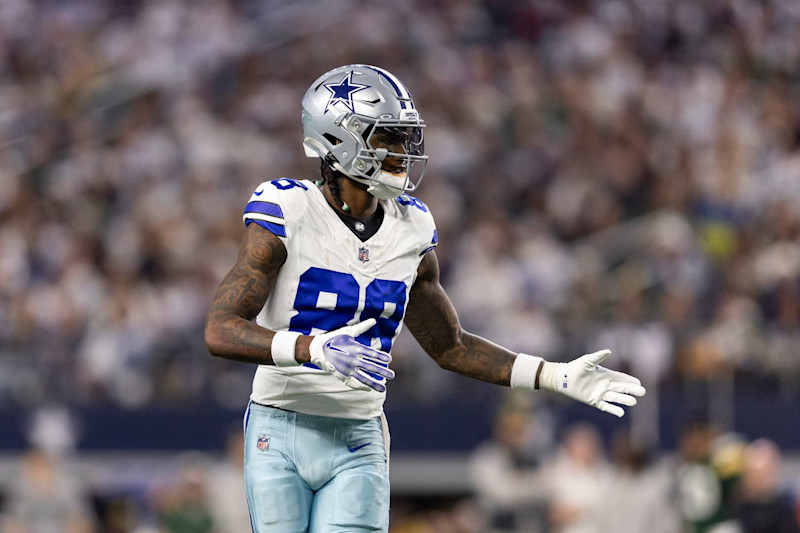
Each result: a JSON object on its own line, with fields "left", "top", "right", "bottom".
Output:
{"left": 321, "top": 156, "right": 349, "bottom": 211}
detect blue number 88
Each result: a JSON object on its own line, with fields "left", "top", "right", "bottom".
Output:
{"left": 289, "top": 267, "right": 407, "bottom": 354}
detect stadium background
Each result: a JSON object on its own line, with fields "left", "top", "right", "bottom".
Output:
{"left": 1, "top": 0, "right": 800, "bottom": 531}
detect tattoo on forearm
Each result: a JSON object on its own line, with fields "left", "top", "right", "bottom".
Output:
{"left": 405, "top": 254, "right": 516, "bottom": 386}
{"left": 445, "top": 333, "right": 516, "bottom": 385}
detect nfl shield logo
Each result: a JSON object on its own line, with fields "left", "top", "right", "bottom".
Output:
{"left": 358, "top": 247, "right": 369, "bottom": 263}
{"left": 257, "top": 435, "right": 270, "bottom": 451}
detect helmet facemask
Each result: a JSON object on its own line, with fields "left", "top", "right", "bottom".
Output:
{"left": 337, "top": 113, "right": 427, "bottom": 200}
{"left": 351, "top": 117, "right": 426, "bottom": 199}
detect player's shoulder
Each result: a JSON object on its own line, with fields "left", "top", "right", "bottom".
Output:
{"left": 385, "top": 193, "right": 434, "bottom": 223}
{"left": 242, "top": 178, "right": 316, "bottom": 239}
{"left": 248, "top": 177, "right": 314, "bottom": 201}
{"left": 384, "top": 193, "right": 438, "bottom": 254}
{"left": 246, "top": 178, "right": 317, "bottom": 210}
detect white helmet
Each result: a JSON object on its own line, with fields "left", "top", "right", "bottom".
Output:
{"left": 301, "top": 64, "right": 427, "bottom": 199}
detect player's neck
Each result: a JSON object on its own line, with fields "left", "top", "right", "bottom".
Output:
{"left": 323, "top": 178, "right": 379, "bottom": 219}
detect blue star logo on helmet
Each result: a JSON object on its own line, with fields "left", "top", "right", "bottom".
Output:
{"left": 323, "top": 71, "right": 369, "bottom": 114}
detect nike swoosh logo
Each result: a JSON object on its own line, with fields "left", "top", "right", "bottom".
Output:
{"left": 253, "top": 189, "right": 264, "bottom": 196}
{"left": 348, "top": 443, "right": 371, "bottom": 453}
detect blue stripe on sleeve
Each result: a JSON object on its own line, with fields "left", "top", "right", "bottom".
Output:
{"left": 432, "top": 229, "right": 438, "bottom": 244}
{"left": 244, "top": 201, "right": 284, "bottom": 219}
{"left": 245, "top": 219, "right": 287, "bottom": 238}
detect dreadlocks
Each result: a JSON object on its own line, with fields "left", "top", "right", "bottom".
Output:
{"left": 321, "top": 156, "right": 350, "bottom": 212}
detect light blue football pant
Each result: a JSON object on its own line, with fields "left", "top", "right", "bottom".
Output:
{"left": 243, "top": 402, "right": 390, "bottom": 532}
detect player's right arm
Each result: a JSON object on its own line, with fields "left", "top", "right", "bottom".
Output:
{"left": 203, "top": 223, "right": 297, "bottom": 365}
{"left": 204, "top": 208, "right": 394, "bottom": 391}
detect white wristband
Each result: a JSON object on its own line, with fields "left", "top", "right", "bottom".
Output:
{"left": 510, "top": 353, "right": 545, "bottom": 390}
{"left": 271, "top": 331, "right": 301, "bottom": 367}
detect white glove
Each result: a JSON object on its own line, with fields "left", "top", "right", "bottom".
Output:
{"left": 309, "top": 319, "right": 395, "bottom": 393}
{"left": 512, "top": 350, "right": 646, "bottom": 417}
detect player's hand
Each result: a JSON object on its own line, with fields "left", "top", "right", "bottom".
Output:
{"left": 309, "top": 319, "right": 395, "bottom": 393}
{"left": 541, "top": 350, "right": 646, "bottom": 418}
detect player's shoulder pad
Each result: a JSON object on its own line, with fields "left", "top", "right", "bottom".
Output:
{"left": 242, "top": 178, "right": 313, "bottom": 241}
{"left": 388, "top": 193, "right": 438, "bottom": 256}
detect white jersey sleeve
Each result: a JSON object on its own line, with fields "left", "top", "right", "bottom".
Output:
{"left": 242, "top": 177, "right": 313, "bottom": 241}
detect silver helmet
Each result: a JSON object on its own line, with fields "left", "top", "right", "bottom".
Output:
{"left": 301, "top": 64, "right": 427, "bottom": 200}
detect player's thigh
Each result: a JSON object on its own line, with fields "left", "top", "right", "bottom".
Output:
{"left": 244, "top": 403, "right": 313, "bottom": 533}
{"left": 308, "top": 459, "right": 390, "bottom": 533}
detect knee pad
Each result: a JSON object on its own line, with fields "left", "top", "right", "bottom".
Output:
{"left": 332, "top": 467, "right": 389, "bottom": 531}
{"left": 249, "top": 474, "right": 311, "bottom": 533}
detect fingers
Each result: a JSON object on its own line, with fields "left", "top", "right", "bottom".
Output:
{"left": 358, "top": 346, "right": 393, "bottom": 381}
{"left": 602, "top": 391, "right": 638, "bottom": 407}
{"left": 359, "top": 346, "right": 394, "bottom": 380}
{"left": 582, "top": 349, "right": 611, "bottom": 368}
{"left": 348, "top": 319, "right": 377, "bottom": 337}
{"left": 359, "top": 348, "right": 391, "bottom": 365}
{"left": 351, "top": 370, "right": 388, "bottom": 393}
{"left": 357, "top": 361, "right": 396, "bottom": 381}
{"left": 595, "top": 382, "right": 647, "bottom": 417}
{"left": 606, "top": 369, "right": 642, "bottom": 385}
{"left": 608, "top": 382, "right": 647, "bottom": 397}
{"left": 596, "top": 401, "right": 625, "bottom": 418}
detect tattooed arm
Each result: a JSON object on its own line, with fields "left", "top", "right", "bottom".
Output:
{"left": 404, "top": 251, "right": 518, "bottom": 386}
{"left": 405, "top": 251, "right": 646, "bottom": 416}
{"left": 204, "top": 224, "right": 313, "bottom": 364}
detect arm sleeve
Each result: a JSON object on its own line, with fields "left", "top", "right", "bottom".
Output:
{"left": 242, "top": 181, "right": 288, "bottom": 241}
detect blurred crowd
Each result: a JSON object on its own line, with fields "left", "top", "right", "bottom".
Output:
{"left": 458, "top": 410, "right": 800, "bottom": 533}
{"left": 2, "top": 0, "right": 800, "bottom": 413}
{"left": 4, "top": 1, "right": 800, "bottom": 532}
{"left": 2, "top": 414, "right": 798, "bottom": 533}
{"left": 0, "top": 429, "right": 251, "bottom": 533}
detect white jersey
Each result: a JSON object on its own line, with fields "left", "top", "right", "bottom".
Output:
{"left": 242, "top": 178, "right": 438, "bottom": 420}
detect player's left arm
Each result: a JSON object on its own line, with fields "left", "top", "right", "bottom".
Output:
{"left": 404, "top": 250, "right": 517, "bottom": 385}
{"left": 405, "top": 251, "right": 646, "bottom": 417}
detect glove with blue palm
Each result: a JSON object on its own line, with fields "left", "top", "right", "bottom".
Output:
{"left": 309, "top": 319, "right": 395, "bottom": 393}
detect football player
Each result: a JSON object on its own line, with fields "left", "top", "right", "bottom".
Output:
{"left": 204, "top": 64, "right": 646, "bottom": 533}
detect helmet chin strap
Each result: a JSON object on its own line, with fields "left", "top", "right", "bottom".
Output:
{"left": 366, "top": 171, "right": 406, "bottom": 200}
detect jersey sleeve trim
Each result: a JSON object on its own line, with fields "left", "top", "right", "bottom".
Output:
{"left": 419, "top": 246, "right": 436, "bottom": 256}
{"left": 245, "top": 218, "right": 287, "bottom": 238}
{"left": 244, "top": 201, "right": 284, "bottom": 219}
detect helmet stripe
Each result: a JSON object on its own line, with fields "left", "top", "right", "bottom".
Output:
{"left": 373, "top": 66, "right": 409, "bottom": 99}
{"left": 364, "top": 66, "right": 415, "bottom": 110}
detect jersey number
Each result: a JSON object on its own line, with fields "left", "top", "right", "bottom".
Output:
{"left": 397, "top": 194, "right": 428, "bottom": 212}
{"left": 289, "top": 267, "right": 407, "bottom": 352}
{"left": 271, "top": 178, "right": 308, "bottom": 191}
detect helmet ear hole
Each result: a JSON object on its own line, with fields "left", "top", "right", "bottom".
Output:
{"left": 323, "top": 133, "right": 342, "bottom": 145}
